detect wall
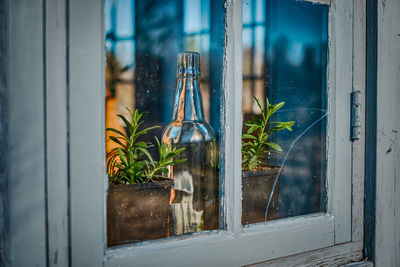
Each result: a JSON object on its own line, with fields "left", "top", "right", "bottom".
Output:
{"left": 7, "top": 0, "right": 47, "bottom": 266}
{"left": 2, "top": 1, "right": 70, "bottom": 266}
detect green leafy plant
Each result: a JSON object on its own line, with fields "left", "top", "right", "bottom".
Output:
{"left": 106, "top": 109, "right": 186, "bottom": 185}
{"left": 242, "top": 97, "right": 295, "bottom": 172}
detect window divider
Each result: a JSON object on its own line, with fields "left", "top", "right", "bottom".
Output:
{"left": 222, "top": 0, "right": 244, "bottom": 235}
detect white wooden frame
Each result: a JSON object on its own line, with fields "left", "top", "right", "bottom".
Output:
{"left": 8, "top": 1, "right": 47, "bottom": 266}
{"left": 64, "top": 0, "right": 366, "bottom": 266}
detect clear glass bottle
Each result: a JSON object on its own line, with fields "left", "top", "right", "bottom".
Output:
{"left": 162, "top": 52, "right": 219, "bottom": 236}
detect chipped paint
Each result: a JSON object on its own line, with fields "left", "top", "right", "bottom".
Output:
{"left": 303, "top": 0, "right": 331, "bottom": 5}
{"left": 0, "top": 0, "right": 9, "bottom": 265}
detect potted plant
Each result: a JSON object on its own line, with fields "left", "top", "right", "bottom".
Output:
{"left": 106, "top": 109, "right": 186, "bottom": 246}
{"left": 241, "top": 97, "right": 295, "bottom": 224}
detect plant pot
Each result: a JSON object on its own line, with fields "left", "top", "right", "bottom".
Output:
{"left": 242, "top": 166, "right": 282, "bottom": 225}
{"left": 105, "top": 96, "right": 127, "bottom": 156}
{"left": 107, "top": 180, "right": 172, "bottom": 246}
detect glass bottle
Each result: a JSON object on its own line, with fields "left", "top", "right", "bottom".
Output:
{"left": 162, "top": 52, "right": 219, "bottom": 236}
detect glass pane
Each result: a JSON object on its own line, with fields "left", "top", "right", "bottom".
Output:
{"left": 105, "top": 0, "right": 224, "bottom": 246}
{"left": 255, "top": 0, "right": 265, "bottom": 23}
{"left": 243, "top": 0, "right": 252, "bottom": 25}
{"left": 242, "top": 28, "right": 252, "bottom": 77}
{"left": 242, "top": 80, "right": 253, "bottom": 114}
{"left": 253, "top": 26, "right": 265, "bottom": 77}
{"left": 116, "top": 0, "right": 133, "bottom": 36}
{"left": 241, "top": 0, "right": 328, "bottom": 225}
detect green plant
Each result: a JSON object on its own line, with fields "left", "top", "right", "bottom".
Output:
{"left": 106, "top": 109, "right": 186, "bottom": 185}
{"left": 242, "top": 97, "right": 295, "bottom": 172}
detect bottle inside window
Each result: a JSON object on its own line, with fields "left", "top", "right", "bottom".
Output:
{"left": 162, "top": 52, "right": 219, "bottom": 235}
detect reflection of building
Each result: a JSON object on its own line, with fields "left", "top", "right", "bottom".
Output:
{"left": 105, "top": 0, "right": 224, "bottom": 138}
{"left": 170, "top": 171, "right": 204, "bottom": 235}
{"left": 242, "top": 0, "right": 328, "bottom": 218}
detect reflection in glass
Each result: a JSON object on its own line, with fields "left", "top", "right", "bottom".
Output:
{"left": 105, "top": 0, "right": 224, "bottom": 246}
{"left": 242, "top": 0, "right": 328, "bottom": 224}
{"left": 162, "top": 52, "right": 219, "bottom": 235}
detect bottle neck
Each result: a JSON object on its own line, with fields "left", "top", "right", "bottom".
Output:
{"left": 172, "top": 76, "right": 205, "bottom": 122}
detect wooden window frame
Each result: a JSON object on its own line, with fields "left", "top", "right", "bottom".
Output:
{"left": 63, "top": 0, "right": 366, "bottom": 265}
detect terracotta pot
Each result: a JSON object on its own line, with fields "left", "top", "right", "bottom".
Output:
{"left": 107, "top": 180, "right": 172, "bottom": 246}
{"left": 105, "top": 97, "right": 127, "bottom": 156}
{"left": 242, "top": 167, "right": 282, "bottom": 225}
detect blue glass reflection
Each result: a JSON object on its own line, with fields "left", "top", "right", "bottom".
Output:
{"left": 105, "top": 0, "right": 223, "bottom": 139}
{"left": 106, "top": 0, "right": 225, "bottom": 246}
{"left": 243, "top": 0, "right": 328, "bottom": 219}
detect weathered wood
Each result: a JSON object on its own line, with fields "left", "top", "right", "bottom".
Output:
{"left": 305, "top": 0, "right": 331, "bottom": 5}
{"left": 327, "top": 0, "right": 353, "bottom": 244}
{"left": 351, "top": 0, "right": 366, "bottom": 243}
{"left": 244, "top": 1, "right": 367, "bottom": 264}
{"left": 364, "top": 0, "right": 378, "bottom": 259}
{"left": 45, "top": 0, "right": 69, "bottom": 266}
{"left": 105, "top": 214, "right": 334, "bottom": 267}
{"left": 69, "top": 0, "right": 105, "bottom": 265}
{"left": 105, "top": 0, "right": 353, "bottom": 265}
{"left": 375, "top": 0, "right": 400, "bottom": 265}
{"left": 248, "top": 241, "right": 363, "bottom": 267}
{"left": 63, "top": 0, "right": 363, "bottom": 266}
{"left": 8, "top": 0, "right": 47, "bottom": 266}
{"left": 344, "top": 260, "right": 373, "bottom": 267}
{"left": 0, "top": 0, "right": 9, "bottom": 265}
{"left": 222, "top": 0, "right": 243, "bottom": 235}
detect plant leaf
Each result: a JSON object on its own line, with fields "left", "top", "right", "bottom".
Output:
{"left": 175, "top": 158, "right": 187, "bottom": 164}
{"left": 254, "top": 96, "right": 263, "bottom": 113}
{"left": 109, "top": 136, "right": 125, "bottom": 147}
{"left": 117, "top": 148, "right": 128, "bottom": 166}
{"left": 106, "top": 128, "right": 127, "bottom": 138}
{"left": 137, "top": 147, "right": 153, "bottom": 162}
{"left": 136, "top": 125, "right": 161, "bottom": 137}
{"left": 272, "top": 102, "right": 285, "bottom": 113}
{"left": 265, "top": 142, "right": 283, "bottom": 152}
{"left": 117, "top": 114, "right": 133, "bottom": 133}
{"left": 242, "top": 134, "right": 257, "bottom": 140}
{"left": 135, "top": 141, "right": 148, "bottom": 148}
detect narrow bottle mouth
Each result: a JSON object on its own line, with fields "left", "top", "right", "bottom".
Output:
{"left": 176, "top": 52, "right": 201, "bottom": 78}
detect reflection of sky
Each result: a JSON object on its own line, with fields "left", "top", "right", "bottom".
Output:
{"left": 243, "top": 0, "right": 265, "bottom": 24}
{"left": 116, "top": 0, "right": 133, "bottom": 36}
{"left": 103, "top": 0, "right": 329, "bottom": 218}
{"left": 242, "top": 0, "right": 329, "bottom": 218}
{"left": 184, "top": 0, "right": 210, "bottom": 33}
{"left": 105, "top": 0, "right": 134, "bottom": 36}
{"left": 105, "top": 0, "right": 209, "bottom": 66}
{"left": 105, "top": 0, "right": 208, "bottom": 36}
{"left": 105, "top": 0, "right": 111, "bottom": 32}
{"left": 243, "top": 0, "right": 328, "bottom": 66}
{"left": 107, "top": 0, "right": 327, "bottom": 65}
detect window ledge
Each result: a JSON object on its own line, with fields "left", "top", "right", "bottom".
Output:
{"left": 247, "top": 241, "right": 364, "bottom": 267}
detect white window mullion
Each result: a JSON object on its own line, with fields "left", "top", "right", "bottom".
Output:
{"left": 327, "top": 0, "right": 353, "bottom": 244}
{"left": 69, "top": 0, "right": 106, "bottom": 265}
{"left": 222, "top": 0, "right": 243, "bottom": 235}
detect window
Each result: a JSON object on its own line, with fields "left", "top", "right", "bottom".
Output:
{"left": 104, "top": 0, "right": 224, "bottom": 245}
{"left": 68, "top": 0, "right": 361, "bottom": 265}
{"left": 242, "top": 0, "right": 328, "bottom": 225}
